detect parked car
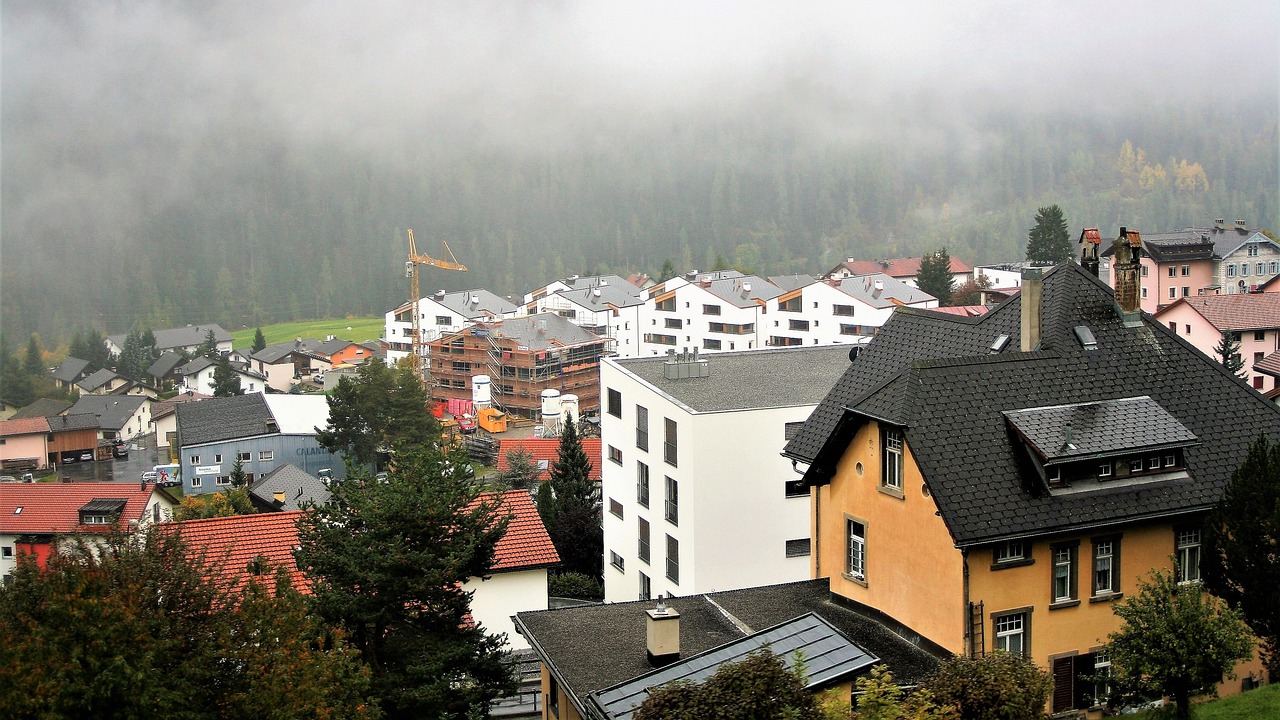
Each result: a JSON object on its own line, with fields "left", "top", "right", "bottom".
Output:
{"left": 456, "top": 415, "right": 477, "bottom": 434}
{"left": 0, "top": 475, "right": 17, "bottom": 483}
{"left": 79, "top": 451, "right": 95, "bottom": 462}
{"left": 113, "top": 444, "right": 129, "bottom": 458}
{"left": 312, "top": 373, "right": 325, "bottom": 384}
{"left": 141, "top": 471, "right": 158, "bottom": 483}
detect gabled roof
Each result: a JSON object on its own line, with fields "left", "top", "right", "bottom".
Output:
{"left": 784, "top": 262, "right": 1280, "bottom": 547}
{"left": 108, "top": 324, "right": 231, "bottom": 352}
{"left": 1098, "top": 229, "right": 1218, "bottom": 262}
{"left": 766, "top": 274, "right": 818, "bottom": 293}
{"left": 431, "top": 288, "right": 519, "bottom": 319}
{"left": 452, "top": 313, "right": 607, "bottom": 351}
{"left": 10, "top": 398, "right": 72, "bottom": 420}
{"left": 835, "top": 273, "right": 936, "bottom": 308}
{"left": 481, "top": 489, "right": 560, "bottom": 572}
{"left": 151, "top": 392, "right": 210, "bottom": 422}
{"left": 0, "top": 416, "right": 51, "bottom": 437}
{"left": 556, "top": 283, "right": 646, "bottom": 310}
{"left": 1255, "top": 349, "right": 1280, "bottom": 379}
{"left": 76, "top": 368, "right": 124, "bottom": 392}
{"left": 46, "top": 413, "right": 99, "bottom": 433}
{"left": 169, "top": 511, "right": 308, "bottom": 594}
{"left": 249, "top": 464, "right": 330, "bottom": 512}
{"left": 65, "top": 395, "right": 147, "bottom": 432}
{"left": 252, "top": 339, "right": 322, "bottom": 364}
{"left": 515, "top": 579, "right": 945, "bottom": 719}
{"left": 1154, "top": 293, "right": 1280, "bottom": 332}
{"left": 148, "top": 351, "right": 186, "bottom": 378}
{"left": 496, "top": 438, "right": 603, "bottom": 481}
{"left": 831, "top": 256, "right": 972, "bottom": 278}
{"left": 1213, "top": 228, "right": 1274, "bottom": 258}
{"left": 0, "top": 482, "right": 165, "bottom": 535}
{"left": 177, "top": 394, "right": 274, "bottom": 446}
{"left": 51, "top": 357, "right": 91, "bottom": 383}
{"left": 702, "top": 275, "right": 783, "bottom": 307}
{"left": 309, "top": 338, "right": 357, "bottom": 357}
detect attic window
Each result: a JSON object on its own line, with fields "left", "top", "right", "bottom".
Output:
{"left": 13, "top": 506, "right": 21, "bottom": 515}
{"left": 1073, "top": 326, "right": 1098, "bottom": 351}
{"left": 989, "top": 335, "right": 1011, "bottom": 353}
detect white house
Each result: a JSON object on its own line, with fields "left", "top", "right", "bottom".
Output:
{"left": 599, "top": 345, "right": 853, "bottom": 603}
{"left": 534, "top": 281, "right": 647, "bottom": 357}
{"left": 66, "top": 395, "right": 152, "bottom": 442}
{"left": 637, "top": 271, "right": 782, "bottom": 356}
{"left": 762, "top": 273, "right": 936, "bottom": 347}
{"left": 177, "top": 356, "right": 268, "bottom": 395}
{"left": 384, "top": 288, "right": 519, "bottom": 367}
{"left": 106, "top": 324, "right": 232, "bottom": 358}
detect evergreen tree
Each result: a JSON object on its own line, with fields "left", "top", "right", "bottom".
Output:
{"left": 916, "top": 248, "right": 955, "bottom": 306}
{"left": 1203, "top": 433, "right": 1280, "bottom": 680}
{"left": 212, "top": 354, "right": 243, "bottom": 397}
{"left": 658, "top": 259, "right": 676, "bottom": 282}
{"left": 0, "top": 336, "right": 35, "bottom": 407}
{"left": 536, "top": 414, "right": 602, "bottom": 581}
{"left": 295, "top": 444, "right": 515, "bottom": 719}
{"left": 201, "top": 329, "right": 220, "bottom": 359}
{"left": 1214, "top": 333, "right": 1246, "bottom": 378}
{"left": 1026, "top": 205, "right": 1072, "bottom": 264}
{"left": 70, "top": 328, "right": 111, "bottom": 371}
{"left": 252, "top": 327, "right": 267, "bottom": 353}
{"left": 316, "top": 360, "right": 437, "bottom": 469}
{"left": 230, "top": 457, "right": 248, "bottom": 488}
{"left": 23, "top": 334, "right": 43, "bottom": 377}
{"left": 498, "top": 448, "right": 541, "bottom": 492}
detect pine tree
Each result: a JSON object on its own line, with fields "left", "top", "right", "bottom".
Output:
{"left": 1214, "top": 333, "right": 1246, "bottom": 378}
{"left": 916, "top": 248, "right": 955, "bottom": 306}
{"left": 212, "top": 354, "right": 243, "bottom": 397}
{"left": 1026, "top": 205, "right": 1072, "bottom": 264}
{"left": 499, "top": 448, "right": 540, "bottom": 492}
{"left": 252, "top": 327, "right": 267, "bottom": 353}
{"left": 23, "top": 334, "right": 43, "bottom": 377}
{"left": 536, "top": 414, "right": 602, "bottom": 581}
{"left": 201, "top": 329, "right": 220, "bottom": 359}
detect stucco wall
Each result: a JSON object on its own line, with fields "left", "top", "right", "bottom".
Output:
{"left": 463, "top": 568, "right": 549, "bottom": 651}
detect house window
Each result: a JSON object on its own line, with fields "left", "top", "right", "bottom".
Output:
{"left": 259, "top": 450, "right": 273, "bottom": 462}
{"left": 664, "top": 418, "right": 677, "bottom": 466}
{"left": 846, "top": 518, "right": 866, "bottom": 581}
{"left": 1129, "top": 459, "right": 1144, "bottom": 473}
{"left": 637, "top": 462, "right": 650, "bottom": 507}
{"left": 214, "top": 454, "right": 223, "bottom": 463}
{"left": 1093, "top": 538, "right": 1119, "bottom": 596}
{"left": 215, "top": 475, "right": 231, "bottom": 486}
{"left": 1181, "top": 265, "right": 1190, "bottom": 276}
{"left": 784, "top": 478, "right": 807, "bottom": 498}
{"left": 1168, "top": 287, "right": 1176, "bottom": 299}
{"left": 1258, "top": 263, "right": 1267, "bottom": 275}
{"left": 189, "top": 455, "right": 200, "bottom": 465}
{"left": 549, "top": 674, "right": 560, "bottom": 718}
{"left": 882, "top": 428, "right": 904, "bottom": 491}
{"left": 789, "top": 319, "right": 810, "bottom": 331}
{"left": 702, "top": 304, "right": 721, "bottom": 315}
{"left": 435, "top": 315, "right": 451, "bottom": 325}
{"left": 608, "top": 445, "right": 622, "bottom": 465}
{"left": 1248, "top": 244, "right": 1260, "bottom": 257}
{"left": 1051, "top": 543, "right": 1077, "bottom": 603}
{"left": 994, "top": 540, "right": 1028, "bottom": 564}
{"left": 1176, "top": 528, "right": 1201, "bottom": 583}
{"left": 1148, "top": 456, "right": 1161, "bottom": 470}
{"left": 610, "top": 551, "right": 624, "bottom": 571}
{"left": 238, "top": 451, "right": 251, "bottom": 462}
{"left": 1255, "top": 330, "right": 1267, "bottom": 342}
{"left": 639, "top": 572, "right": 651, "bottom": 601}
{"left": 606, "top": 388, "right": 622, "bottom": 418}
{"left": 1271, "top": 261, "right": 1279, "bottom": 274}
{"left": 702, "top": 338, "right": 722, "bottom": 350}
{"left": 191, "top": 476, "right": 203, "bottom": 488}
{"left": 839, "top": 324, "right": 863, "bottom": 336}
{"left": 1167, "top": 267, "right": 1176, "bottom": 278}
{"left": 1093, "top": 650, "right": 1113, "bottom": 706}
{"left": 1141, "top": 287, "right": 1148, "bottom": 299}
{"left": 635, "top": 405, "right": 648, "bottom": 451}
{"left": 609, "top": 498, "right": 623, "bottom": 518}
{"left": 664, "top": 318, "right": 682, "bottom": 329}
{"left": 993, "top": 611, "right": 1028, "bottom": 656}
{"left": 1228, "top": 264, "right": 1237, "bottom": 277}
{"left": 664, "top": 476, "right": 678, "bottom": 525}
{"left": 785, "top": 538, "right": 811, "bottom": 558}
{"left": 1141, "top": 265, "right": 1149, "bottom": 277}
{"left": 833, "top": 304, "right": 856, "bottom": 316}
{"left": 638, "top": 518, "right": 650, "bottom": 563}
{"left": 1182, "top": 286, "right": 1190, "bottom": 297}
{"left": 1099, "top": 462, "right": 1112, "bottom": 478}
{"left": 1, "top": 547, "right": 11, "bottom": 558}
{"left": 1164, "top": 454, "right": 1176, "bottom": 467}
{"left": 666, "top": 535, "right": 679, "bottom": 584}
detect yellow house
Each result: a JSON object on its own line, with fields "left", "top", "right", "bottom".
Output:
{"left": 785, "top": 252, "right": 1280, "bottom": 715}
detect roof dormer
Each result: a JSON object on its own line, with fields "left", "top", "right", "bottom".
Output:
{"left": 79, "top": 498, "right": 128, "bottom": 525}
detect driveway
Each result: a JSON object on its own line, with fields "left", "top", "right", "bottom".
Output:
{"left": 53, "top": 435, "right": 165, "bottom": 484}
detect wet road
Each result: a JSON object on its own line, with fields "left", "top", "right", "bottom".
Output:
{"left": 52, "top": 435, "right": 165, "bottom": 484}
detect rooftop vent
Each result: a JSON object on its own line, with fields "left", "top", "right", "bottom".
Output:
{"left": 663, "top": 348, "right": 710, "bottom": 380}
{"left": 1073, "top": 325, "right": 1098, "bottom": 351}
{"left": 989, "top": 334, "right": 1011, "bottom": 353}
{"left": 436, "top": 289, "right": 446, "bottom": 299}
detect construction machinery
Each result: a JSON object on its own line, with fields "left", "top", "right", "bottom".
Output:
{"left": 405, "top": 228, "right": 467, "bottom": 385}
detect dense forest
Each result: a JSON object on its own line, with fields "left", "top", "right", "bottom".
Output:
{"left": 3, "top": 97, "right": 1276, "bottom": 345}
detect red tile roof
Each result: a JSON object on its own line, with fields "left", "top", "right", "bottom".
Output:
{"left": 478, "top": 489, "right": 560, "bottom": 572}
{"left": 836, "top": 256, "right": 972, "bottom": 278}
{"left": 495, "top": 438, "right": 602, "bottom": 481}
{"left": 927, "top": 305, "right": 990, "bottom": 317}
{"left": 168, "top": 511, "right": 309, "bottom": 594}
{"left": 0, "top": 482, "right": 163, "bottom": 535}
{"left": 1255, "top": 349, "right": 1280, "bottom": 379}
{"left": 0, "top": 416, "right": 51, "bottom": 437}
{"left": 1157, "top": 293, "right": 1280, "bottom": 332}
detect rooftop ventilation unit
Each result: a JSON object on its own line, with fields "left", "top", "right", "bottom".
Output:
{"left": 989, "top": 334, "right": 1011, "bottom": 353}
{"left": 1073, "top": 326, "right": 1098, "bottom": 351}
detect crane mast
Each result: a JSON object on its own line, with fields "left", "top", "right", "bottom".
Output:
{"left": 406, "top": 228, "right": 468, "bottom": 385}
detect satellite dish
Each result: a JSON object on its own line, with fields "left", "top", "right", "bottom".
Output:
{"left": 849, "top": 346, "right": 861, "bottom": 362}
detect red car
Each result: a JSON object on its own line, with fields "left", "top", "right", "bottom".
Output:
{"left": 456, "top": 415, "right": 478, "bottom": 434}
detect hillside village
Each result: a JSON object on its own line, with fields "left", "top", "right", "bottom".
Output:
{"left": 2, "top": 223, "right": 1280, "bottom": 719}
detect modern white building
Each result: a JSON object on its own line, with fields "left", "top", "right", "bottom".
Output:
{"left": 384, "top": 288, "right": 519, "bottom": 366}
{"left": 637, "top": 271, "right": 783, "bottom": 356}
{"left": 599, "top": 345, "right": 853, "bottom": 603}
{"left": 762, "top": 273, "right": 936, "bottom": 347}
{"left": 529, "top": 279, "right": 647, "bottom": 358}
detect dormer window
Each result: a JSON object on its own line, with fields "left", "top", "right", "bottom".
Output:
{"left": 79, "top": 498, "right": 127, "bottom": 526}
{"left": 1099, "top": 463, "right": 1113, "bottom": 478}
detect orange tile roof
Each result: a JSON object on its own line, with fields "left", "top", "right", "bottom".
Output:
{"left": 838, "top": 256, "right": 973, "bottom": 278}
{"left": 1256, "top": 349, "right": 1280, "bottom": 378}
{"left": 168, "top": 511, "right": 309, "bottom": 595}
{"left": 0, "top": 416, "right": 51, "bottom": 437}
{"left": 495, "top": 438, "right": 602, "bottom": 481}
{"left": 0, "top": 482, "right": 161, "bottom": 535}
{"left": 928, "top": 305, "right": 990, "bottom": 317}
{"left": 478, "top": 489, "right": 560, "bottom": 572}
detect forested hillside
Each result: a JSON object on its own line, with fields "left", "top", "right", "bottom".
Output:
{"left": 3, "top": 98, "right": 1275, "bottom": 343}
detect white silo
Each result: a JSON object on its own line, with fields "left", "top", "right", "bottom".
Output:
{"left": 560, "top": 394, "right": 580, "bottom": 427}
{"left": 541, "top": 389, "right": 562, "bottom": 434}
{"left": 472, "top": 375, "right": 492, "bottom": 409}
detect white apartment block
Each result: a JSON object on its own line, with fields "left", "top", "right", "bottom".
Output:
{"left": 524, "top": 276, "right": 647, "bottom": 358}
{"left": 384, "top": 288, "right": 519, "bottom": 366}
{"left": 599, "top": 345, "right": 853, "bottom": 603}
{"left": 638, "top": 271, "right": 782, "bottom": 356}
{"left": 763, "top": 273, "right": 936, "bottom": 346}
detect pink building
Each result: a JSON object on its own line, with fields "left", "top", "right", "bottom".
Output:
{"left": 1154, "top": 293, "right": 1280, "bottom": 392}
{"left": 1102, "top": 230, "right": 1219, "bottom": 314}
{"left": 0, "top": 417, "right": 51, "bottom": 472}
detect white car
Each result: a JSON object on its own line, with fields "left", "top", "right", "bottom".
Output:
{"left": 312, "top": 373, "right": 325, "bottom": 384}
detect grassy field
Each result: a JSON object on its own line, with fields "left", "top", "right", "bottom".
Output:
{"left": 230, "top": 317, "right": 385, "bottom": 350}
{"left": 1127, "top": 684, "right": 1280, "bottom": 719}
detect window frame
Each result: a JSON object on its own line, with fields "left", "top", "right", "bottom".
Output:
{"left": 665, "top": 534, "right": 679, "bottom": 584}
{"left": 639, "top": 572, "right": 651, "bottom": 601}
{"left": 664, "top": 476, "right": 678, "bottom": 525}
{"left": 845, "top": 516, "right": 867, "bottom": 583}
{"left": 1050, "top": 541, "right": 1079, "bottom": 606}
{"left": 1091, "top": 535, "right": 1120, "bottom": 598}
{"left": 608, "top": 445, "right": 622, "bottom": 465}
{"left": 259, "top": 450, "right": 273, "bottom": 462}
{"left": 606, "top": 388, "right": 622, "bottom": 418}
{"left": 663, "top": 418, "right": 677, "bottom": 467}
{"left": 992, "top": 609, "right": 1030, "bottom": 657}
{"left": 635, "top": 405, "right": 649, "bottom": 451}
{"left": 881, "top": 427, "right": 904, "bottom": 493}
{"left": 638, "top": 518, "right": 650, "bottom": 564}
{"left": 1175, "top": 527, "right": 1202, "bottom": 584}
{"left": 637, "top": 462, "right": 650, "bottom": 507}
{"left": 237, "top": 451, "right": 251, "bottom": 462}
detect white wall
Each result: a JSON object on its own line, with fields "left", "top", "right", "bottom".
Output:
{"left": 463, "top": 568, "right": 549, "bottom": 651}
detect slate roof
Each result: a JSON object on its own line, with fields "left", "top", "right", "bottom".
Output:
{"left": 76, "top": 368, "right": 123, "bottom": 392}
{"left": 474, "top": 313, "right": 608, "bottom": 351}
{"left": 767, "top": 274, "right": 819, "bottom": 293}
{"left": 612, "top": 346, "right": 853, "bottom": 413}
{"left": 515, "top": 579, "right": 946, "bottom": 719}
{"left": 148, "top": 351, "right": 186, "bottom": 379}
{"left": 10, "top": 398, "right": 73, "bottom": 420}
{"left": 0, "top": 416, "right": 51, "bottom": 437}
{"left": 557, "top": 283, "right": 646, "bottom": 310}
{"left": 831, "top": 256, "right": 972, "bottom": 278}
{"left": 1155, "top": 293, "right": 1280, "bottom": 332}
{"left": 783, "top": 262, "right": 1280, "bottom": 547}
{"left": 46, "top": 413, "right": 100, "bottom": 433}
{"left": 1098, "top": 229, "right": 1217, "bottom": 262}
{"left": 168, "top": 511, "right": 308, "bottom": 594}
{"left": 1003, "top": 396, "right": 1198, "bottom": 463}
{"left": 311, "top": 338, "right": 360, "bottom": 358}
{"left": 703, "top": 275, "right": 784, "bottom": 307}
{"left": 108, "top": 324, "right": 231, "bottom": 352}
{"left": 177, "top": 394, "right": 274, "bottom": 446}
{"left": 496, "top": 438, "right": 603, "bottom": 481}
{"left": 434, "top": 288, "right": 519, "bottom": 318}
{"left": 52, "top": 357, "right": 91, "bottom": 384}
{"left": 0, "top": 482, "right": 165, "bottom": 535}
{"left": 252, "top": 339, "right": 321, "bottom": 364}
{"left": 249, "top": 464, "right": 330, "bottom": 512}
{"left": 836, "top": 273, "right": 936, "bottom": 308}
{"left": 66, "top": 395, "right": 147, "bottom": 432}
{"left": 481, "top": 489, "right": 560, "bottom": 572}
{"left": 589, "top": 613, "right": 877, "bottom": 720}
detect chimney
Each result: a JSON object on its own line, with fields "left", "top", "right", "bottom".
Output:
{"left": 1079, "top": 228, "right": 1101, "bottom": 277}
{"left": 1020, "top": 267, "right": 1044, "bottom": 352}
{"left": 1111, "top": 227, "right": 1143, "bottom": 320}
{"left": 1215, "top": 218, "right": 1225, "bottom": 229}
{"left": 646, "top": 601, "right": 681, "bottom": 667}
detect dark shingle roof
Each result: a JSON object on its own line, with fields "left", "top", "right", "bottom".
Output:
{"left": 177, "top": 394, "right": 274, "bottom": 446}
{"left": 515, "top": 579, "right": 945, "bottom": 718}
{"left": 784, "top": 263, "right": 1280, "bottom": 547}
{"left": 249, "top": 464, "right": 330, "bottom": 511}
{"left": 148, "top": 351, "right": 186, "bottom": 379}
{"left": 1003, "top": 396, "right": 1198, "bottom": 462}
{"left": 252, "top": 339, "right": 321, "bottom": 364}
{"left": 52, "top": 357, "right": 91, "bottom": 383}
{"left": 65, "top": 396, "right": 147, "bottom": 432}
{"left": 11, "top": 398, "right": 73, "bottom": 420}
{"left": 76, "top": 368, "right": 122, "bottom": 391}
{"left": 46, "top": 413, "right": 100, "bottom": 432}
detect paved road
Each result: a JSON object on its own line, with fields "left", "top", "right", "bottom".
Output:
{"left": 53, "top": 435, "right": 165, "bottom": 484}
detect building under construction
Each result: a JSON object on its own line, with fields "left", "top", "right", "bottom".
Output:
{"left": 428, "top": 313, "right": 611, "bottom": 419}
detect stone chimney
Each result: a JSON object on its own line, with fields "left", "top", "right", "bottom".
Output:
{"left": 1020, "top": 267, "right": 1044, "bottom": 352}
{"left": 1112, "top": 227, "right": 1143, "bottom": 319}
{"left": 646, "top": 601, "right": 681, "bottom": 667}
{"left": 1079, "top": 228, "right": 1101, "bottom": 277}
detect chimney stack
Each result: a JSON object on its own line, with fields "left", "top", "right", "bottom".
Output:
{"left": 1112, "top": 227, "right": 1143, "bottom": 319}
{"left": 1020, "top": 267, "right": 1044, "bottom": 352}
{"left": 646, "top": 601, "right": 681, "bottom": 667}
{"left": 1079, "top": 228, "right": 1101, "bottom": 277}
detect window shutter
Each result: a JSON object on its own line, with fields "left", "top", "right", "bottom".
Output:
{"left": 1052, "top": 657, "right": 1075, "bottom": 713}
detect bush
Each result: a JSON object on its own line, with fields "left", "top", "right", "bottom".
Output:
{"left": 920, "top": 652, "right": 1051, "bottom": 720}
{"left": 548, "top": 571, "right": 603, "bottom": 600}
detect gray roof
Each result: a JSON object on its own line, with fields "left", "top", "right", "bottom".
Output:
{"left": 77, "top": 368, "right": 122, "bottom": 391}
{"left": 783, "top": 262, "right": 1280, "bottom": 547}
{"left": 836, "top": 273, "right": 935, "bottom": 308}
{"left": 52, "top": 357, "right": 91, "bottom": 383}
{"left": 11, "top": 398, "right": 73, "bottom": 420}
{"left": 252, "top": 339, "right": 322, "bottom": 364}
{"left": 433, "top": 288, "right": 519, "bottom": 319}
{"left": 613, "top": 346, "right": 853, "bottom": 413}
{"left": 249, "top": 464, "right": 330, "bottom": 511}
{"left": 767, "top": 274, "right": 818, "bottom": 293}
{"left": 556, "top": 275, "right": 638, "bottom": 293}
{"left": 66, "top": 395, "right": 147, "bottom": 432}
{"left": 148, "top": 351, "right": 186, "bottom": 379}
{"left": 589, "top": 613, "right": 877, "bottom": 720}
{"left": 558, "top": 283, "right": 646, "bottom": 310}
{"left": 46, "top": 413, "right": 100, "bottom": 432}
{"left": 177, "top": 356, "right": 262, "bottom": 379}
{"left": 109, "top": 324, "right": 231, "bottom": 352}
{"left": 703, "top": 275, "right": 784, "bottom": 307}
{"left": 515, "top": 579, "right": 945, "bottom": 719}
{"left": 312, "top": 338, "right": 358, "bottom": 357}
{"left": 177, "top": 394, "right": 275, "bottom": 446}
{"left": 483, "top": 313, "right": 606, "bottom": 350}
{"left": 1003, "top": 396, "right": 1198, "bottom": 463}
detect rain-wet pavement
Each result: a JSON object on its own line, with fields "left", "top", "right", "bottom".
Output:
{"left": 51, "top": 435, "right": 165, "bottom": 484}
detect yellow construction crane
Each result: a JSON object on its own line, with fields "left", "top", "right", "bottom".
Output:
{"left": 405, "top": 228, "right": 468, "bottom": 384}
